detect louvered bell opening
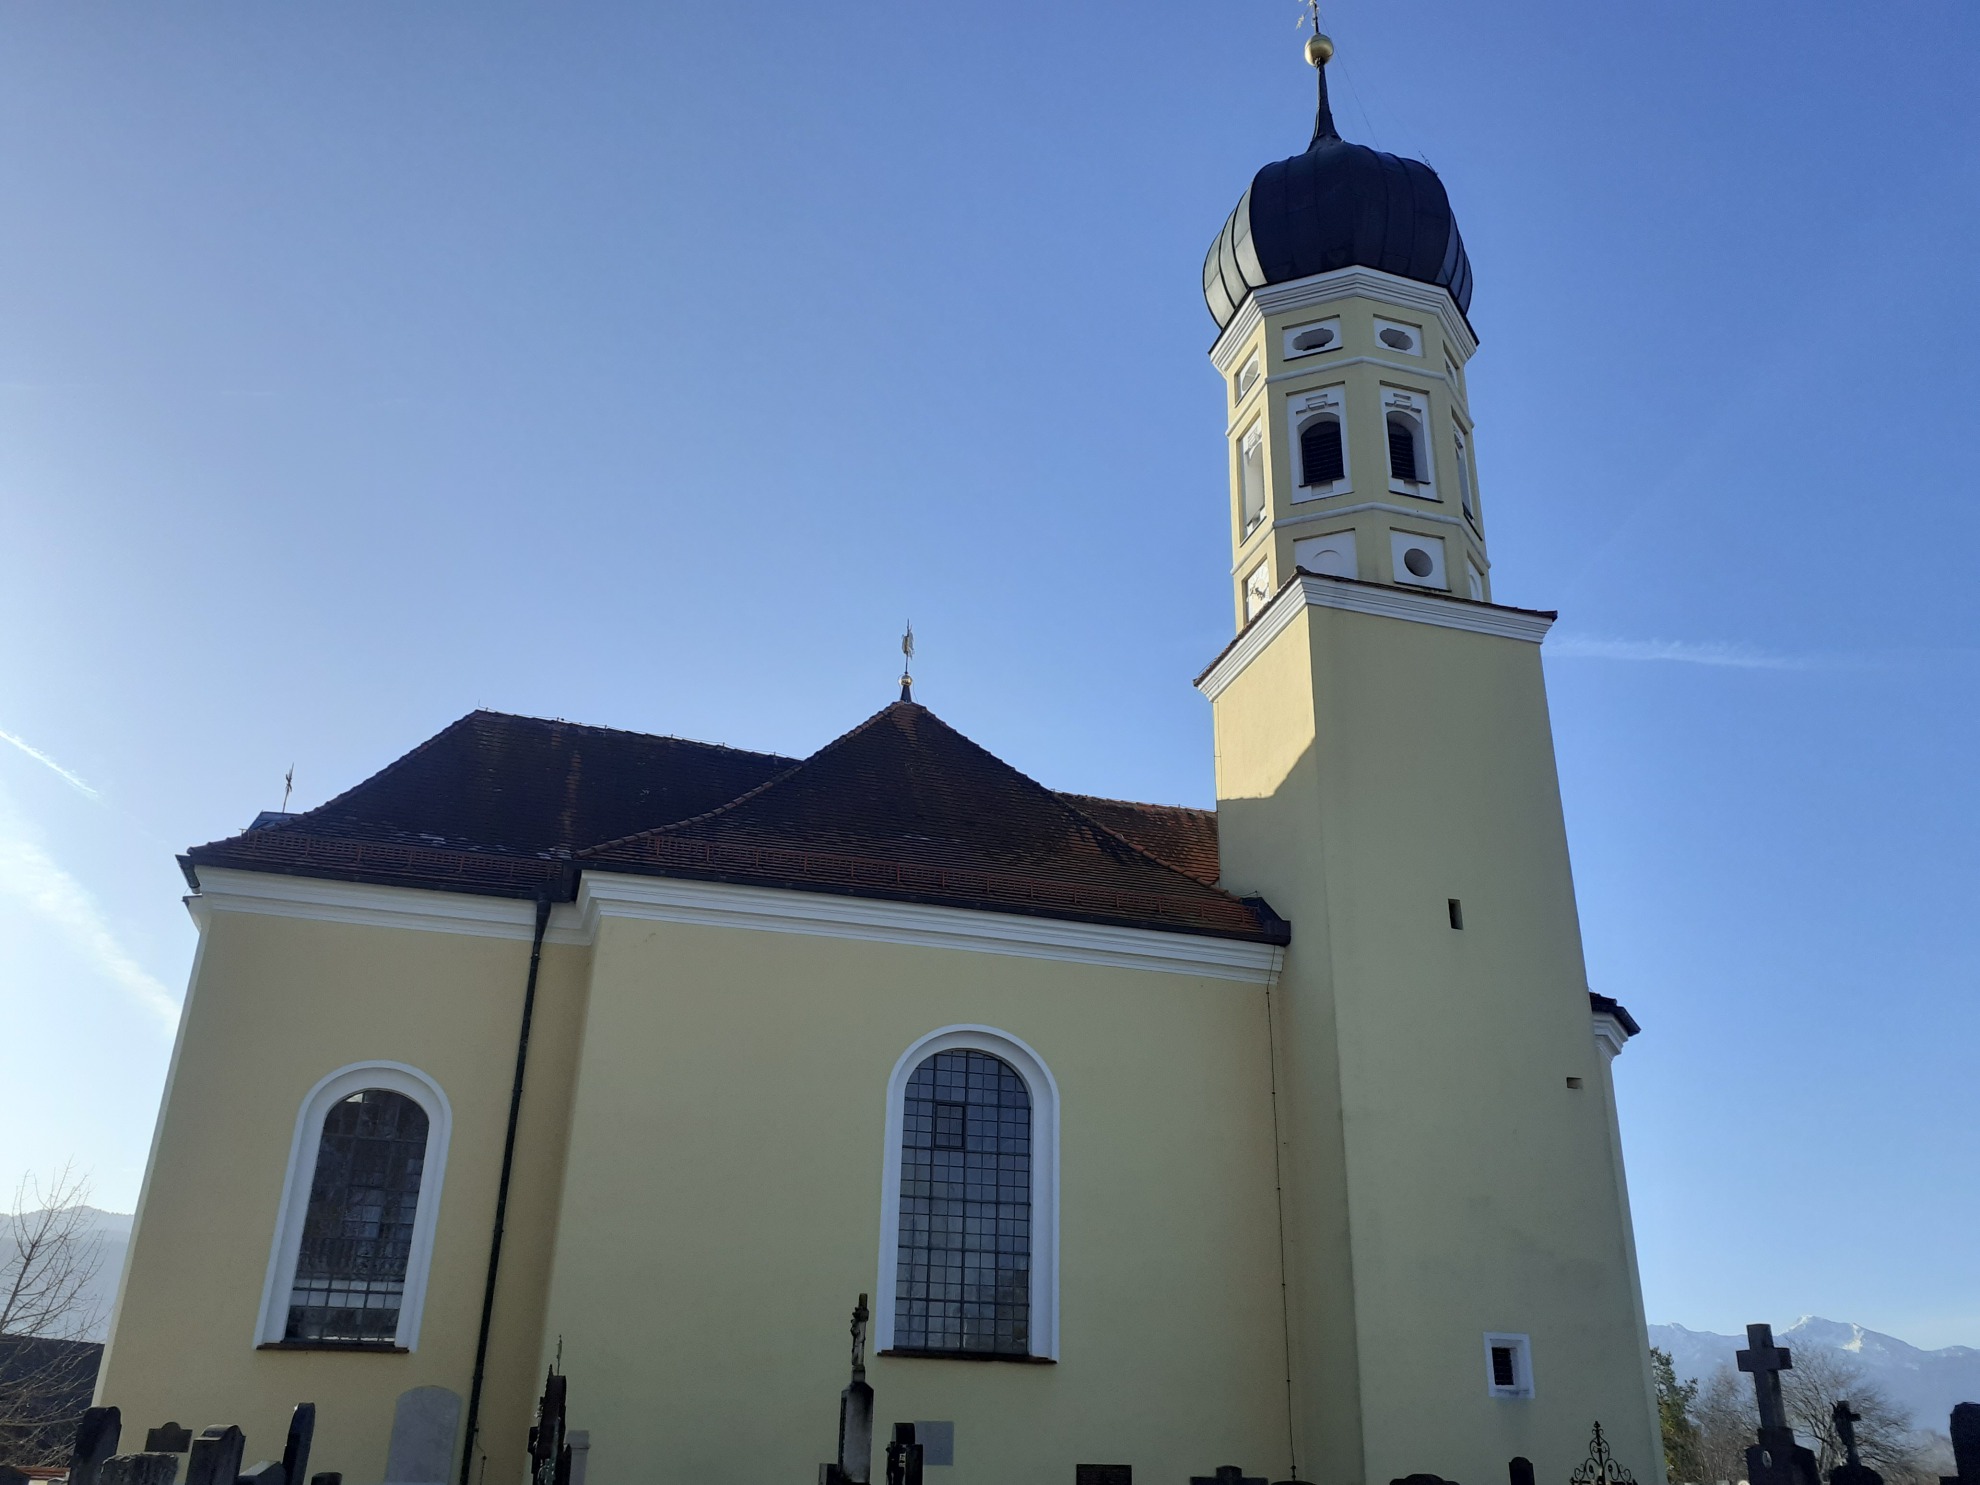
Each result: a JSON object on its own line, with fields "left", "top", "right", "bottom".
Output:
{"left": 1387, "top": 416, "right": 1420, "bottom": 483}
{"left": 1300, "top": 419, "right": 1344, "bottom": 487}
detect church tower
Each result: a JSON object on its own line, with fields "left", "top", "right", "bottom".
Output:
{"left": 1199, "top": 36, "right": 1663, "bottom": 1485}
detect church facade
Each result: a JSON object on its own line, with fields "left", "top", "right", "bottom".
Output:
{"left": 100, "top": 38, "right": 1663, "bottom": 1485}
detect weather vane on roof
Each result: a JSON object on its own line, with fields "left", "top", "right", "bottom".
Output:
{"left": 900, "top": 623, "right": 915, "bottom": 704}
{"left": 281, "top": 764, "right": 295, "bottom": 813}
{"left": 1298, "top": 0, "right": 1320, "bottom": 35}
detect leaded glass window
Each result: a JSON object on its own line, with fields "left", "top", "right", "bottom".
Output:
{"left": 285, "top": 1088, "right": 428, "bottom": 1344}
{"left": 893, "top": 1049, "right": 1031, "bottom": 1356}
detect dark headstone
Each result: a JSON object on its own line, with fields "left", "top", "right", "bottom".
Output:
{"left": 525, "top": 1374, "right": 567, "bottom": 1485}
{"left": 309, "top": 1476, "right": 342, "bottom": 1485}
{"left": 1, "top": 1464, "right": 34, "bottom": 1485}
{"left": 187, "top": 1427, "right": 246, "bottom": 1485}
{"left": 238, "top": 1462, "right": 286, "bottom": 1485}
{"left": 72, "top": 1406, "right": 124, "bottom": 1485}
{"left": 280, "top": 1404, "right": 315, "bottom": 1485}
{"left": 147, "top": 1425, "right": 194, "bottom": 1454}
{"left": 1392, "top": 1476, "right": 1457, "bottom": 1485}
{"left": 1510, "top": 1461, "right": 1535, "bottom": 1485}
{"left": 1831, "top": 1400, "right": 1883, "bottom": 1485}
{"left": 1192, "top": 1470, "right": 1267, "bottom": 1485}
{"left": 100, "top": 1456, "right": 180, "bottom": 1485}
{"left": 1739, "top": 1325, "right": 1819, "bottom": 1485}
{"left": 886, "top": 1424, "right": 923, "bottom": 1485}
{"left": 1942, "top": 1403, "right": 1980, "bottom": 1485}
{"left": 1076, "top": 1468, "right": 1131, "bottom": 1485}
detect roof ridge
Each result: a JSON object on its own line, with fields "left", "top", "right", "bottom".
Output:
{"left": 266, "top": 711, "right": 486, "bottom": 834}
{"left": 1056, "top": 790, "right": 1213, "bottom": 817}
{"left": 453, "top": 708, "right": 799, "bottom": 765}
{"left": 579, "top": 701, "right": 915, "bottom": 857}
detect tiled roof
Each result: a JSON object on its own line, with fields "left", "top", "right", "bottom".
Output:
{"left": 582, "top": 703, "right": 1277, "bottom": 942}
{"left": 184, "top": 705, "right": 1282, "bottom": 944}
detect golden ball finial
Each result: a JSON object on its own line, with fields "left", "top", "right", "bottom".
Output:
{"left": 1305, "top": 32, "right": 1334, "bottom": 67}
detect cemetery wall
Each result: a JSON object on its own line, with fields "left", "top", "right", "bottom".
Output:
{"left": 1211, "top": 602, "right": 1667, "bottom": 1485}
{"left": 539, "top": 903, "right": 1293, "bottom": 1483}
{"left": 98, "top": 881, "right": 590, "bottom": 1485}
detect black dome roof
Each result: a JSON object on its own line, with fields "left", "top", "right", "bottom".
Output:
{"left": 1203, "top": 59, "right": 1473, "bottom": 329}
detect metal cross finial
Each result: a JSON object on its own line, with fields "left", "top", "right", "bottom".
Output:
{"left": 1297, "top": 0, "right": 1320, "bottom": 35}
{"left": 899, "top": 623, "right": 915, "bottom": 703}
{"left": 281, "top": 764, "right": 295, "bottom": 812}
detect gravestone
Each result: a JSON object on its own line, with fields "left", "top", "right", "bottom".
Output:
{"left": 0, "top": 1464, "right": 31, "bottom": 1485}
{"left": 885, "top": 1424, "right": 923, "bottom": 1485}
{"left": 1739, "top": 1324, "right": 1821, "bottom": 1485}
{"left": 280, "top": 1403, "right": 316, "bottom": 1485}
{"left": 1509, "top": 1460, "right": 1534, "bottom": 1485}
{"left": 238, "top": 1461, "right": 286, "bottom": 1485}
{"left": 1392, "top": 1476, "right": 1456, "bottom": 1485}
{"left": 1192, "top": 1469, "right": 1266, "bottom": 1485}
{"left": 385, "top": 1387, "right": 462, "bottom": 1485}
{"left": 1941, "top": 1403, "right": 1980, "bottom": 1485}
{"left": 820, "top": 1296, "right": 874, "bottom": 1485}
{"left": 1076, "top": 1468, "right": 1131, "bottom": 1485}
{"left": 1829, "top": 1401, "right": 1882, "bottom": 1485}
{"left": 99, "top": 1456, "right": 180, "bottom": 1485}
{"left": 310, "top": 1476, "right": 342, "bottom": 1485}
{"left": 72, "top": 1405, "right": 124, "bottom": 1485}
{"left": 565, "top": 1431, "right": 589, "bottom": 1485}
{"left": 186, "top": 1426, "right": 245, "bottom": 1485}
{"left": 146, "top": 1425, "right": 193, "bottom": 1454}
{"left": 526, "top": 1371, "right": 568, "bottom": 1485}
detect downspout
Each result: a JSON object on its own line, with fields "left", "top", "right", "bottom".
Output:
{"left": 460, "top": 884, "right": 558, "bottom": 1485}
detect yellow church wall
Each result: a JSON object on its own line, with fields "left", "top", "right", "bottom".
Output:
{"left": 538, "top": 902, "right": 1295, "bottom": 1485}
{"left": 98, "top": 885, "right": 590, "bottom": 1485}
{"left": 1210, "top": 601, "right": 1663, "bottom": 1485}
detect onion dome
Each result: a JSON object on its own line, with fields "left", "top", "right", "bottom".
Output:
{"left": 1203, "top": 34, "right": 1473, "bottom": 329}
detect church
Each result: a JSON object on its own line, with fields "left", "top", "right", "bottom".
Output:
{"left": 99, "top": 34, "right": 1663, "bottom": 1485}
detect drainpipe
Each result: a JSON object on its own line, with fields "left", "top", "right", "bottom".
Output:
{"left": 459, "top": 883, "right": 558, "bottom": 1485}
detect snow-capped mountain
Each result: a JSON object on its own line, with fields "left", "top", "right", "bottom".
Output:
{"left": 1650, "top": 1318, "right": 1980, "bottom": 1434}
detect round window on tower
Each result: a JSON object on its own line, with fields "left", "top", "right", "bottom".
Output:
{"left": 1403, "top": 547, "right": 1434, "bottom": 578}
{"left": 1374, "top": 319, "right": 1422, "bottom": 356}
{"left": 1283, "top": 317, "right": 1342, "bottom": 361}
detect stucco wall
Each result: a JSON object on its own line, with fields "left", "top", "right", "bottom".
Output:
{"left": 99, "top": 881, "right": 587, "bottom": 1485}
{"left": 540, "top": 904, "right": 1294, "bottom": 1484}
{"left": 1213, "top": 602, "right": 1664, "bottom": 1485}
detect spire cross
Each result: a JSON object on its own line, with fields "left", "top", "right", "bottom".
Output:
{"left": 899, "top": 623, "right": 915, "bottom": 703}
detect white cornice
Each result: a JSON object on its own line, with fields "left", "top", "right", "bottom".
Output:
{"left": 187, "top": 867, "right": 590, "bottom": 945}
{"left": 577, "top": 873, "right": 1284, "bottom": 985}
{"left": 1196, "top": 574, "right": 1556, "bottom": 701}
{"left": 1592, "top": 1013, "right": 1633, "bottom": 1059}
{"left": 1211, "top": 266, "right": 1477, "bottom": 374}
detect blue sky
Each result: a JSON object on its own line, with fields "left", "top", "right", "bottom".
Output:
{"left": 2, "top": 3, "right": 1975, "bottom": 1347}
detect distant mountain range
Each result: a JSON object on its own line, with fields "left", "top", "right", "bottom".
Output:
{"left": 1650, "top": 1318, "right": 1980, "bottom": 1435}
{"left": 0, "top": 1207, "right": 131, "bottom": 1343}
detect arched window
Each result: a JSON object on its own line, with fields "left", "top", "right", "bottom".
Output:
{"left": 287, "top": 1089, "right": 428, "bottom": 1343}
{"left": 1239, "top": 422, "right": 1266, "bottom": 534}
{"left": 1300, "top": 416, "right": 1344, "bottom": 488}
{"left": 1387, "top": 413, "right": 1423, "bottom": 484}
{"left": 876, "top": 1027, "right": 1059, "bottom": 1360}
{"left": 258, "top": 1063, "right": 451, "bottom": 1351}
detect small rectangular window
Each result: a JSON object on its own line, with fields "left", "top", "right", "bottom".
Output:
{"left": 1484, "top": 1332, "right": 1534, "bottom": 1398}
{"left": 1447, "top": 899, "right": 1463, "bottom": 930}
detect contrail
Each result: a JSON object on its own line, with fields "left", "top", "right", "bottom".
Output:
{"left": 0, "top": 832, "right": 179, "bottom": 1028}
{"left": 1545, "top": 634, "right": 1818, "bottom": 671}
{"left": 0, "top": 727, "right": 101, "bottom": 800}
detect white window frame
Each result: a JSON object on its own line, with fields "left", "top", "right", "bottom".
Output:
{"left": 1452, "top": 421, "right": 1476, "bottom": 523}
{"left": 1282, "top": 316, "right": 1343, "bottom": 361}
{"left": 1243, "top": 558, "right": 1273, "bottom": 621}
{"left": 875, "top": 1025, "right": 1060, "bottom": 1360}
{"left": 1285, "top": 387, "right": 1349, "bottom": 502}
{"left": 1484, "top": 1332, "right": 1535, "bottom": 1399}
{"left": 1239, "top": 420, "right": 1266, "bottom": 535}
{"left": 1382, "top": 388, "right": 1436, "bottom": 500}
{"left": 255, "top": 1061, "right": 453, "bottom": 1351}
{"left": 1233, "top": 352, "right": 1261, "bottom": 404}
{"left": 1373, "top": 317, "right": 1424, "bottom": 356}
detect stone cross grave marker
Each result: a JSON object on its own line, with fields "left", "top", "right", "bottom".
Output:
{"left": 820, "top": 1296, "right": 875, "bottom": 1485}
{"left": 1738, "top": 1324, "right": 1820, "bottom": 1485}
{"left": 885, "top": 1424, "right": 923, "bottom": 1485}
{"left": 1941, "top": 1402, "right": 1980, "bottom": 1485}
{"left": 1829, "top": 1400, "right": 1882, "bottom": 1485}
{"left": 70, "top": 1405, "right": 123, "bottom": 1485}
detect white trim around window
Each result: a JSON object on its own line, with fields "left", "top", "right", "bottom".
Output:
{"left": 875, "top": 1025, "right": 1060, "bottom": 1361}
{"left": 254, "top": 1061, "right": 453, "bottom": 1351}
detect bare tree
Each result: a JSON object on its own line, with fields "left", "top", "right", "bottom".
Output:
{"left": 1692, "top": 1364, "right": 1757, "bottom": 1485}
{"left": 1779, "top": 1347, "right": 1936, "bottom": 1485}
{"left": 0, "top": 1165, "right": 107, "bottom": 1467}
